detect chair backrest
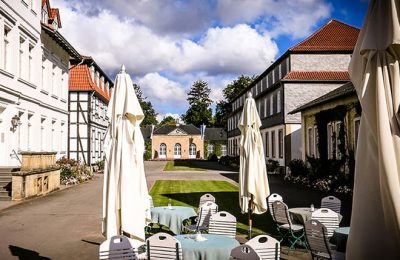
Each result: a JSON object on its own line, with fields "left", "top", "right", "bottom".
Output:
{"left": 146, "top": 232, "right": 182, "bottom": 260}
{"left": 199, "top": 193, "right": 216, "bottom": 208}
{"left": 246, "top": 235, "right": 280, "bottom": 260}
{"left": 198, "top": 201, "right": 218, "bottom": 228}
{"left": 267, "top": 193, "right": 283, "bottom": 220}
{"left": 304, "top": 219, "right": 332, "bottom": 259}
{"left": 271, "top": 201, "right": 291, "bottom": 226}
{"left": 208, "top": 211, "right": 237, "bottom": 238}
{"left": 311, "top": 208, "right": 339, "bottom": 238}
{"left": 230, "top": 244, "right": 261, "bottom": 260}
{"left": 149, "top": 195, "right": 154, "bottom": 208}
{"left": 321, "top": 195, "right": 341, "bottom": 214}
{"left": 99, "top": 235, "right": 138, "bottom": 260}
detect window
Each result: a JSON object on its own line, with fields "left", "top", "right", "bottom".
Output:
{"left": 189, "top": 143, "right": 196, "bottom": 157}
{"left": 271, "top": 131, "right": 276, "bottom": 158}
{"left": 278, "top": 129, "right": 283, "bottom": 158}
{"left": 354, "top": 118, "right": 361, "bottom": 151}
{"left": 221, "top": 145, "right": 227, "bottom": 156}
{"left": 307, "top": 127, "right": 314, "bottom": 156}
{"left": 19, "top": 37, "right": 25, "bottom": 77}
{"left": 51, "top": 120, "right": 56, "bottom": 151}
{"left": 174, "top": 143, "right": 181, "bottom": 156}
{"left": 270, "top": 95, "right": 274, "bottom": 116}
{"left": 28, "top": 44, "right": 34, "bottom": 82}
{"left": 207, "top": 144, "right": 214, "bottom": 156}
{"left": 264, "top": 97, "right": 267, "bottom": 117}
{"left": 61, "top": 122, "right": 65, "bottom": 152}
{"left": 27, "top": 114, "right": 33, "bottom": 151}
{"left": 17, "top": 112, "right": 23, "bottom": 151}
{"left": 314, "top": 126, "right": 319, "bottom": 158}
{"left": 277, "top": 90, "right": 281, "bottom": 113}
{"left": 3, "top": 26, "right": 11, "bottom": 71}
{"left": 327, "top": 123, "right": 334, "bottom": 159}
{"left": 233, "top": 139, "right": 238, "bottom": 156}
{"left": 40, "top": 117, "right": 45, "bottom": 151}
{"left": 265, "top": 132, "right": 269, "bottom": 157}
{"left": 51, "top": 64, "right": 56, "bottom": 95}
{"left": 336, "top": 122, "right": 342, "bottom": 159}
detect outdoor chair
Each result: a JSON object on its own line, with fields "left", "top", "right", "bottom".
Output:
{"left": 267, "top": 193, "right": 283, "bottom": 221}
{"left": 146, "top": 232, "right": 183, "bottom": 260}
{"left": 271, "top": 201, "right": 307, "bottom": 253}
{"left": 208, "top": 211, "right": 237, "bottom": 238}
{"left": 230, "top": 244, "right": 261, "bottom": 260}
{"left": 99, "top": 235, "right": 140, "bottom": 260}
{"left": 148, "top": 195, "right": 154, "bottom": 208}
{"left": 199, "top": 193, "right": 216, "bottom": 209}
{"left": 320, "top": 196, "right": 341, "bottom": 214}
{"left": 246, "top": 235, "right": 280, "bottom": 260}
{"left": 183, "top": 201, "right": 218, "bottom": 233}
{"left": 311, "top": 208, "right": 339, "bottom": 238}
{"left": 304, "top": 219, "right": 345, "bottom": 260}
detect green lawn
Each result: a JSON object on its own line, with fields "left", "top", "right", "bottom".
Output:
{"left": 149, "top": 180, "right": 276, "bottom": 236}
{"left": 163, "top": 161, "right": 206, "bottom": 171}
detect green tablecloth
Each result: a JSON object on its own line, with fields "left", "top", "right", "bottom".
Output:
{"left": 330, "top": 227, "right": 350, "bottom": 252}
{"left": 289, "top": 207, "right": 343, "bottom": 225}
{"left": 175, "top": 234, "right": 240, "bottom": 260}
{"left": 151, "top": 206, "right": 196, "bottom": 234}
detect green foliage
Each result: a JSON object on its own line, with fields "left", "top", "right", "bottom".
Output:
{"left": 133, "top": 84, "right": 158, "bottom": 126}
{"left": 288, "top": 159, "right": 309, "bottom": 177}
{"left": 182, "top": 80, "right": 213, "bottom": 126}
{"left": 214, "top": 100, "right": 230, "bottom": 128}
{"left": 159, "top": 116, "right": 178, "bottom": 125}
{"left": 208, "top": 154, "right": 218, "bottom": 161}
{"left": 163, "top": 161, "right": 206, "bottom": 171}
{"left": 144, "top": 140, "right": 152, "bottom": 161}
{"left": 56, "top": 157, "right": 93, "bottom": 185}
{"left": 266, "top": 159, "right": 280, "bottom": 173}
{"left": 218, "top": 156, "right": 239, "bottom": 167}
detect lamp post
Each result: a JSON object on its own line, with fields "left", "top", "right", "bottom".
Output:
{"left": 11, "top": 115, "right": 20, "bottom": 132}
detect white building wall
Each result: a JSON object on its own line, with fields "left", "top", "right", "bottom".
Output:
{"left": 0, "top": 1, "right": 68, "bottom": 167}
{"left": 290, "top": 54, "right": 351, "bottom": 71}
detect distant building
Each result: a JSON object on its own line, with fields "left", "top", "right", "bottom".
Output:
{"left": 290, "top": 82, "right": 360, "bottom": 162}
{"left": 150, "top": 125, "right": 227, "bottom": 160}
{"left": 0, "top": 0, "right": 79, "bottom": 167}
{"left": 227, "top": 19, "right": 360, "bottom": 168}
{"left": 68, "top": 56, "right": 113, "bottom": 165}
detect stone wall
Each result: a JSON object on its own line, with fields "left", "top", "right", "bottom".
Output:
{"left": 290, "top": 54, "right": 351, "bottom": 71}
{"left": 151, "top": 134, "right": 204, "bottom": 160}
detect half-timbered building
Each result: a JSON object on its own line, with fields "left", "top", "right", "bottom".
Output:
{"left": 68, "top": 56, "right": 113, "bottom": 165}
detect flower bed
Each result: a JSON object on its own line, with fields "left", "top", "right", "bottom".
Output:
{"left": 56, "top": 157, "right": 93, "bottom": 185}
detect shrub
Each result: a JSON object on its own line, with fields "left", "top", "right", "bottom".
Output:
{"left": 266, "top": 159, "right": 279, "bottom": 173}
{"left": 288, "top": 159, "right": 309, "bottom": 177}
{"left": 56, "top": 157, "right": 93, "bottom": 185}
{"left": 144, "top": 150, "right": 152, "bottom": 161}
{"left": 208, "top": 153, "right": 218, "bottom": 162}
{"left": 218, "top": 156, "right": 239, "bottom": 167}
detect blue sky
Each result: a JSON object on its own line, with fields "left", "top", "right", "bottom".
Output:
{"left": 53, "top": 0, "right": 369, "bottom": 122}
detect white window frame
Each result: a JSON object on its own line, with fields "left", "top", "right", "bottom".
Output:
{"left": 277, "top": 90, "right": 281, "bottom": 113}
{"left": 174, "top": 143, "right": 181, "bottom": 158}
{"left": 189, "top": 143, "right": 196, "bottom": 158}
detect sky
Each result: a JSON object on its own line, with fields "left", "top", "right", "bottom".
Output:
{"left": 52, "top": 0, "right": 369, "bottom": 122}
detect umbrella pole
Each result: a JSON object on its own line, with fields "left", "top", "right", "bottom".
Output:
{"left": 248, "top": 194, "right": 254, "bottom": 239}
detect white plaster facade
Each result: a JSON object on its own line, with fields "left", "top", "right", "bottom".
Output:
{"left": 0, "top": 0, "right": 75, "bottom": 167}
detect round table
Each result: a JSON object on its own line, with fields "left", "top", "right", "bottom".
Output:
{"left": 330, "top": 227, "right": 350, "bottom": 252}
{"left": 175, "top": 234, "right": 239, "bottom": 260}
{"left": 288, "top": 207, "right": 343, "bottom": 225}
{"left": 151, "top": 206, "right": 196, "bottom": 235}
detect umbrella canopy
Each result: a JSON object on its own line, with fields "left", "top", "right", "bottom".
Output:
{"left": 238, "top": 92, "right": 270, "bottom": 216}
{"left": 102, "top": 65, "right": 151, "bottom": 244}
{"left": 348, "top": 0, "right": 400, "bottom": 258}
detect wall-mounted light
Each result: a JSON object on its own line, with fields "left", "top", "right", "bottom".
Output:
{"left": 11, "top": 115, "right": 20, "bottom": 132}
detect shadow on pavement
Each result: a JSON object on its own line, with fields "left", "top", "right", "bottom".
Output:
{"left": 81, "top": 239, "right": 101, "bottom": 246}
{"left": 9, "top": 245, "right": 51, "bottom": 260}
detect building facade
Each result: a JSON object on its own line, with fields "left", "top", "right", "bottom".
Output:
{"left": 68, "top": 56, "right": 113, "bottom": 165}
{"left": 0, "top": 0, "right": 79, "bottom": 167}
{"left": 227, "top": 19, "right": 359, "bottom": 168}
{"left": 290, "top": 82, "right": 360, "bottom": 162}
{"left": 204, "top": 128, "right": 228, "bottom": 158}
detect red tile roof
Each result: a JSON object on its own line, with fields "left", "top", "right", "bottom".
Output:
{"left": 69, "top": 65, "right": 111, "bottom": 102}
{"left": 283, "top": 71, "right": 350, "bottom": 81}
{"left": 290, "top": 19, "right": 360, "bottom": 52}
{"left": 48, "top": 8, "right": 62, "bottom": 28}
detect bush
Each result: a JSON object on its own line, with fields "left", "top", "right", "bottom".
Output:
{"left": 56, "top": 157, "right": 93, "bottom": 185}
{"left": 266, "top": 159, "right": 279, "bottom": 173}
{"left": 288, "top": 159, "right": 309, "bottom": 177}
{"left": 208, "top": 153, "right": 218, "bottom": 162}
{"left": 218, "top": 156, "right": 239, "bottom": 167}
{"left": 144, "top": 150, "right": 152, "bottom": 161}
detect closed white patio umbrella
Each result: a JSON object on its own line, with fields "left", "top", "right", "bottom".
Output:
{"left": 102, "top": 65, "right": 151, "bottom": 244}
{"left": 348, "top": 0, "right": 400, "bottom": 258}
{"left": 238, "top": 92, "right": 270, "bottom": 238}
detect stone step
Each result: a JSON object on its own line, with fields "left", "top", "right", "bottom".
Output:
{"left": 0, "top": 167, "right": 19, "bottom": 174}
{"left": 0, "top": 180, "right": 12, "bottom": 188}
{"left": 0, "top": 190, "right": 11, "bottom": 200}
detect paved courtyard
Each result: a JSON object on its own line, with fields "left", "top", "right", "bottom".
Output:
{"left": 0, "top": 161, "right": 350, "bottom": 259}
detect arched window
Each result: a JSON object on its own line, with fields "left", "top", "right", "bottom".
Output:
{"left": 159, "top": 143, "right": 167, "bottom": 156}
{"left": 174, "top": 143, "right": 181, "bottom": 157}
{"left": 189, "top": 143, "right": 196, "bottom": 158}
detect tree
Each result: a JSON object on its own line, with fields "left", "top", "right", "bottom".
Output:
{"left": 159, "top": 116, "right": 177, "bottom": 125}
{"left": 214, "top": 75, "right": 257, "bottom": 128}
{"left": 133, "top": 84, "right": 158, "bottom": 126}
{"left": 181, "top": 80, "right": 213, "bottom": 127}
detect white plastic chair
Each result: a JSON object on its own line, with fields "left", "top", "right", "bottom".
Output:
{"left": 230, "top": 244, "right": 261, "bottom": 260}
{"left": 304, "top": 219, "right": 345, "bottom": 260}
{"left": 321, "top": 196, "right": 341, "bottom": 214}
{"left": 208, "top": 211, "right": 237, "bottom": 238}
{"left": 99, "top": 235, "right": 139, "bottom": 260}
{"left": 267, "top": 193, "right": 283, "bottom": 220}
{"left": 146, "top": 232, "right": 182, "bottom": 260}
{"left": 311, "top": 208, "right": 339, "bottom": 238}
{"left": 183, "top": 201, "right": 218, "bottom": 233}
{"left": 199, "top": 193, "right": 216, "bottom": 208}
{"left": 246, "top": 235, "right": 280, "bottom": 260}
